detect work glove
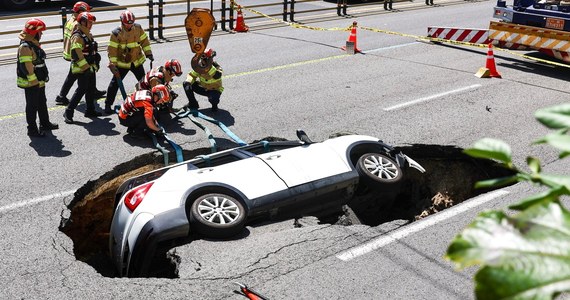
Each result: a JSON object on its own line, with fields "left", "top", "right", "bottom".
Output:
{"left": 147, "top": 54, "right": 154, "bottom": 61}
{"left": 154, "top": 128, "right": 165, "bottom": 137}
{"left": 170, "top": 90, "right": 178, "bottom": 100}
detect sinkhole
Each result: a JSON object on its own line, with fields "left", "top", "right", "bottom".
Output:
{"left": 59, "top": 137, "right": 515, "bottom": 278}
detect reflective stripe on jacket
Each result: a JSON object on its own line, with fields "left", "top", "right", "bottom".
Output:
{"left": 70, "top": 24, "right": 98, "bottom": 74}
{"left": 16, "top": 31, "right": 47, "bottom": 88}
{"left": 108, "top": 24, "right": 152, "bottom": 69}
{"left": 185, "top": 63, "right": 223, "bottom": 92}
{"left": 119, "top": 90, "right": 155, "bottom": 121}
{"left": 62, "top": 14, "right": 78, "bottom": 61}
{"left": 137, "top": 66, "right": 172, "bottom": 91}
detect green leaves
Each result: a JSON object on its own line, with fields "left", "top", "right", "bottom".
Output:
{"left": 535, "top": 103, "right": 570, "bottom": 129}
{"left": 446, "top": 202, "right": 570, "bottom": 300}
{"left": 448, "top": 102, "right": 570, "bottom": 300}
{"left": 464, "top": 138, "right": 513, "bottom": 167}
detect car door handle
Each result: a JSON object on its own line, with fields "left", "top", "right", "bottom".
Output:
{"left": 266, "top": 155, "right": 281, "bottom": 160}
{"left": 197, "top": 168, "right": 214, "bottom": 174}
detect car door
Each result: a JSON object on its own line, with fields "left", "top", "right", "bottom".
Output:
{"left": 192, "top": 154, "right": 288, "bottom": 200}
{"left": 255, "top": 143, "right": 351, "bottom": 187}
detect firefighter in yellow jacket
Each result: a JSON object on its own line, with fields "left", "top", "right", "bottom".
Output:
{"left": 56, "top": 1, "right": 105, "bottom": 106}
{"left": 183, "top": 48, "right": 223, "bottom": 112}
{"left": 63, "top": 12, "right": 103, "bottom": 124}
{"left": 104, "top": 10, "right": 153, "bottom": 114}
{"left": 17, "top": 18, "right": 58, "bottom": 137}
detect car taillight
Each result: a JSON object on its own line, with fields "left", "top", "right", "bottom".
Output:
{"left": 124, "top": 182, "right": 154, "bottom": 212}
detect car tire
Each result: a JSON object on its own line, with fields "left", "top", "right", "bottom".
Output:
{"left": 356, "top": 153, "right": 403, "bottom": 191}
{"left": 189, "top": 193, "right": 246, "bottom": 239}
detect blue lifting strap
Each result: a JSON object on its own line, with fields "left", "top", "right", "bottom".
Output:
{"left": 148, "top": 132, "right": 170, "bottom": 166}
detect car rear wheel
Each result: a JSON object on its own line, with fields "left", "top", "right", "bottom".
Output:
{"left": 356, "top": 153, "right": 403, "bottom": 191}
{"left": 189, "top": 193, "right": 246, "bottom": 238}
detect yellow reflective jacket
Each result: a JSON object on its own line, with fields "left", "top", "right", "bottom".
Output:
{"left": 107, "top": 23, "right": 152, "bottom": 69}
{"left": 17, "top": 31, "right": 47, "bottom": 88}
{"left": 62, "top": 14, "right": 78, "bottom": 61}
{"left": 185, "top": 62, "right": 224, "bottom": 92}
{"left": 70, "top": 24, "right": 99, "bottom": 74}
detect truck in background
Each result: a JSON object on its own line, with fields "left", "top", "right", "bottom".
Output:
{"left": 491, "top": 0, "right": 570, "bottom": 61}
{"left": 428, "top": 0, "right": 570, "bottom": 63}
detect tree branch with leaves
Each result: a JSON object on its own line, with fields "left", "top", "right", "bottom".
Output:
{"left": 445, "top": 103, "right": 570, "bottom": 300}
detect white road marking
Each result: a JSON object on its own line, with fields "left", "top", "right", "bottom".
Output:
{"left": 367, "top": 42, "right": 420, "bottom": 52}
{"left": 336, "top": 189, "right": 510, "bottom": 261}
{"left": 0, "top": 190, "right": 75, "bottom": 214}
{"left": 383, "top": 84, "right": 482, "bottom": 111}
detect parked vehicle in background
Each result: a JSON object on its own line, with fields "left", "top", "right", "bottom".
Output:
{"left": 109, "top": 130, "right": 426, "bottom": 277}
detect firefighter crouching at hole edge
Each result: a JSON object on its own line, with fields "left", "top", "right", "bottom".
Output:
{"left": 55, "top": 1, "right": 105, "bottom": 106}
{"left": 104, "top": 10, "right": 153, "bottom": 115}
{"left": 136, "top": 59, "right": 183, "bottom": 113}
{"left": 17, "top": 18, "right": 59, "bottom": 137}
{"left": 63, "top": 11, "right": 103, "bottom": 124}
{"left": 118, "top": 84, "right": 171, "bottom": 138}
{"left": 183, "top": 48, "right": 223, "bottom": 112}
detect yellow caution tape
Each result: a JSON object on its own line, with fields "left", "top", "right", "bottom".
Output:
{"left": 235, "top": 2, "right": 570, "bottom": 68}
{"left": 237, "top": 4, "right": 351, "bottom": 32}
{"left": 359, "top": 25, "right": 570, "bottom": 68}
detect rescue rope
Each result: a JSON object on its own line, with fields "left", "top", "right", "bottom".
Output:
{"left": 162, "top": 130, "right": 184, "bottom": 163}
{"left": 149, "top": 132, "right": 171, "bottom": 166}
{"left": 175, "top": 109, "right": 247, "bottom": 153}
{"left": 148, "top": 128, "right": 184, "bottom": 166}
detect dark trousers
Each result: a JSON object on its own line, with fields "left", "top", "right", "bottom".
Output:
{"left": 67, "top": 71, "right": 96, "bottom": 117}
{"left": 58, "top": 67, "right": 77, "bottom": 98}
{"left": 58, "top": 66, "right": 102, "bottom": 98}
{"left": 105, "top": 63, "right": 145, "bottom": 107}
{"left": 24, "top": 86, "right": 50, "bottom": 130}
{"left": 119, "top": 109, "right": 157, "bottom": 132}
{"left": 183, "top": 81, "right": 221, "bottom": 109}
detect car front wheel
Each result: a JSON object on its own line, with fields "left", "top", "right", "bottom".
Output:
{"left": 189, "top": 193, "right": 246, "bottom": 238}
{"left": 356, "top": 153, "right": 403, "bottom": 191}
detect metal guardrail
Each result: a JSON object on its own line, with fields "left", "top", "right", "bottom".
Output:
{"left": 0, "top": 0, "right": 429, "bottom": 61}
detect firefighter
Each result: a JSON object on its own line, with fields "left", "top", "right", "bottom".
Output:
{"left": 63, "top": 11, "right": 103, "bottom": 124}
{"left": 17, "top": 18, "right": 59, "bottom": 137}
{"left": 55, "top": 1, "right": 105, "bottom": 106}
{"left": 104, "top": 10, "right": 153, "bottom": 115}
{"left": 118, "top": 84, "right": 171, "bottom": 138}
{"left": 136, "top": 59, "right": 182, "bottom": 113}
{"left": 183, "top": 48, "right": 223, "bottom": 112}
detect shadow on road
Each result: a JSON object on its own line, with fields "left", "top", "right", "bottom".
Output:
{"left": 28, "top": 133, "right": 72, "bottom": 157}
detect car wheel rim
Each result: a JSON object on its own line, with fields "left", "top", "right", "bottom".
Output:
{"left": 363, "top": 155, "right": 399, "bottom": 180}
{"left": 198, "top": 195, "right": 240, "bottom": 224}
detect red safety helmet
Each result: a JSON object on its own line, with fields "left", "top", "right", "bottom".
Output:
{"left": 23, "top": 18, "right": 47, "bottom": 36}
{"left": 120, "top": 10, "right": 135, "bottom": 25}
{"left": 77, "top": 12, "right": 96, "bottom": 24}
{"left": 152, "top": 84, "right": 171, "bottom": 104}
{"left": 204, "top": 48, "right": 216, "bottom": 58}
{"left": 164, "top": 59, "right": 182, "bottom": 77}
{"left": 72, "top": 1, "right": 90, "bottom": 13}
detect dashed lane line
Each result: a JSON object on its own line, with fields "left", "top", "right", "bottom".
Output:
{"left": 336, "top": 189, "right": 510, "bottom": 261}
{"left": 0, "top": 190, "right": 75, "bottom": 214}
{"left": 383, "top": 84, "right": 482, "bottom": 111}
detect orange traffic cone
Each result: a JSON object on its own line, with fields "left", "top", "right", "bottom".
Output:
{"left": 341, "top": 21, "right": 361, "bottom": 54}
{"left": 234, "top": 5, "right": 249, "bottom": 33}
{"left": 485, "top": 43, "right": 501, "bottom": 78}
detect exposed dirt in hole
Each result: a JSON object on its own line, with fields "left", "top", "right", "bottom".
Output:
{"left": 59, "top": 140, "right": 515, "bottom": 278}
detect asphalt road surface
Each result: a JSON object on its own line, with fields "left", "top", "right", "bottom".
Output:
{"left": 1, "top": 0, "right": 570, "bottom": 299}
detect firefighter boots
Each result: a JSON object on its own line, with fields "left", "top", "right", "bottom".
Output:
{"left": 63, "top": 109, "right": 74, "bottom": 124}
{"left": 55, "top": 95, "right": 70, "bottom": 106}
